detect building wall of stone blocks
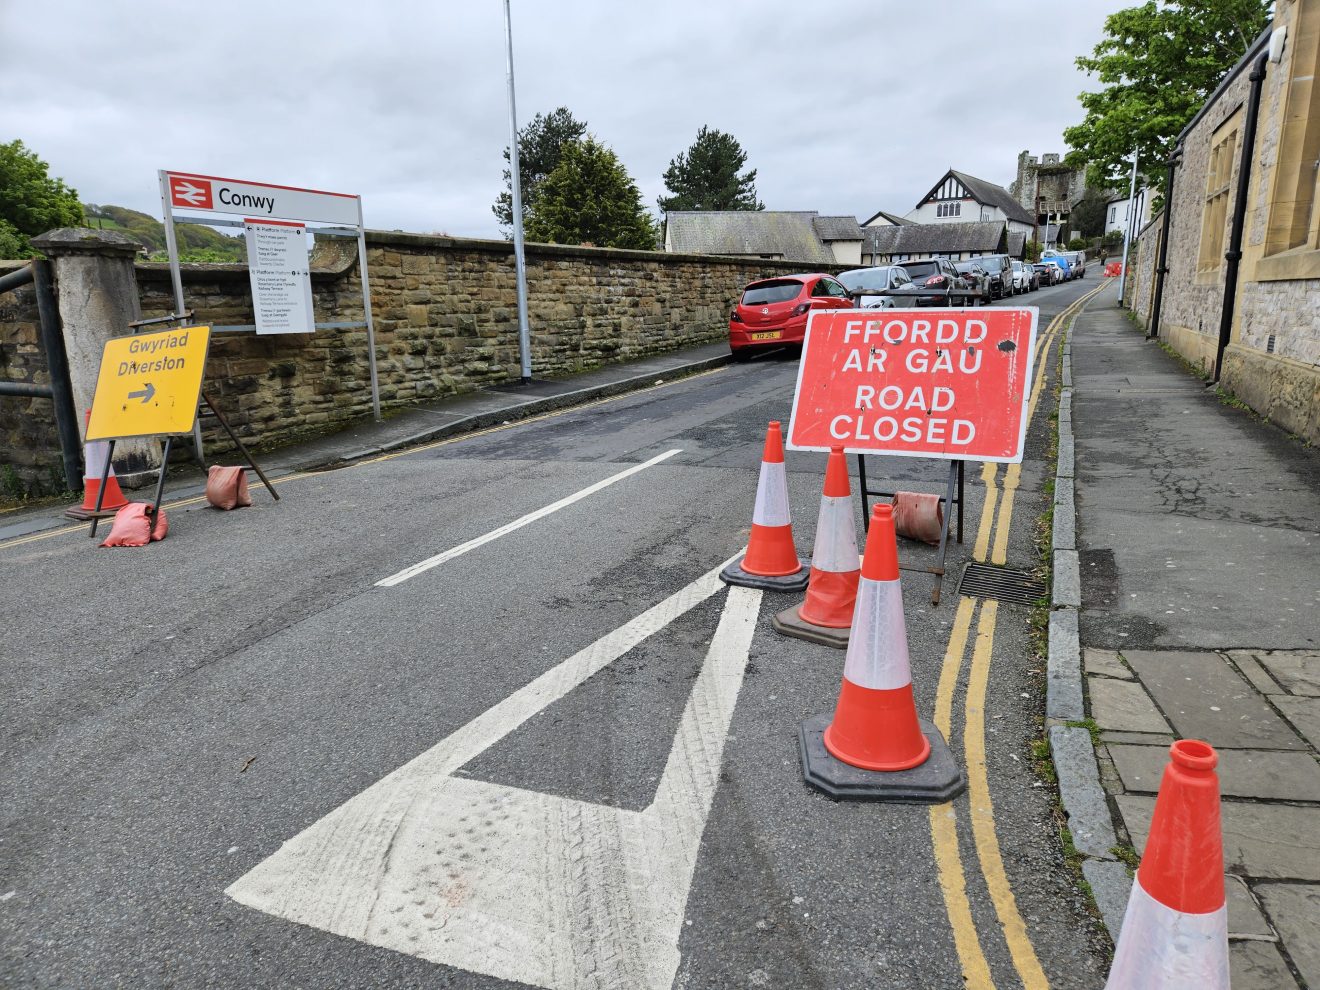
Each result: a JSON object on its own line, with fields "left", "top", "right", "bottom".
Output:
{"left": 1138, "top": 0, "right": 1320, "bottom": 442}
{"left": 132, "top": 232, "right": 815, "bottom": 453}
{"left": 0, "top": 264, "right": 64, "bottom": 497}
{"left": 1148, "top": 62, "right": 1255, "bottom": 373}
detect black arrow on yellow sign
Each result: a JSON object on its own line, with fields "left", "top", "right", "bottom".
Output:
{"left": 127, "top": 382, "right": 156, "bottom": 403}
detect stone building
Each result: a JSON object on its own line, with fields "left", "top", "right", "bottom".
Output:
{"left": 1128, "top": 0, "right": 1320, "bottom": 444}
{"left": 1010, "top": 151, "right": 1089, "bottom": 241}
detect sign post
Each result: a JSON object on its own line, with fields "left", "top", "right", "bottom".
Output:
{"left": 157, "top": 170, "right": 381, "bottom": 444}
{"left": 788, "top": 307, "right": 1038, "bottom": 602}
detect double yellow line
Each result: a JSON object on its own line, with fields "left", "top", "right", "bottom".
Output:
{"left": 929, "top": 282, "right": 1107, "bottom": 989}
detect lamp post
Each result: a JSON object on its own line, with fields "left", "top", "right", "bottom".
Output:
{"left": 503, "top": 0, "right": 533, "bottom": 383}
{"left": 1117, "top": 150, "right": 1139, "bottom": 305}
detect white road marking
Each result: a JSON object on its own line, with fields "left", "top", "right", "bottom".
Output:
{"left": 375, "top": 448, "right": 684, "bottom": 587}
{"left": 228, "top": 560, "right": 761, "bottom": 990}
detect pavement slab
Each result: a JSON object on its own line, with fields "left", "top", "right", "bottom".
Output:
{"left": 1255, "top": 883, "right": 1320, "bottom": 987}
{"left": 1083, "top": 648, "right": 1131, "bottom": 680}
{"left": 1100, "top": 730, "right": 1175, "bottom": 746}
{"left": 1273, "top": 695, "right": 1320, "bottom": 749}
{"left": 1251, "top": 650, "right": 1320, "bottom": 697}
{"left": 1122, "top": 650, "right": 1307, "bottom": 750}
{"left": 1087, "top": 677, "right": 1171, "bottom": 734}
{"left": 1228, "top": 650, "right": 1289, "bottom": 695}
{"left": 1230, "top": 939, "right": 1302, "bottom": 989}
{"left": 1107, "top": 743, "right": 1320, "bottom": 801}
{"left": 1226, "top": 875, "right": 1276, "bottom": 940}
{"left": 1116, "top": 795, "right": 1320, "bottom": 881}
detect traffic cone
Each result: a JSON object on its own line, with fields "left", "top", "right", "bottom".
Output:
{"left": 720, "top": 421, "right": 808, "bottom": 592}
{"left": 798, "top": 503, "right": 964, "bottom": 801}
{"left": 773, "top": 446, "right": 860, "bottom": 648}
{"left": 65, "top": 410, "right": 129, "bottom": 521}
{"left": 1105, "top": 740, "right": 1228, "bottom": 989}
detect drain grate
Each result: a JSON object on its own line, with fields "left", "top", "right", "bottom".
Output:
{"left": 957, "top": 562, "right": 1047, "bottom": 606}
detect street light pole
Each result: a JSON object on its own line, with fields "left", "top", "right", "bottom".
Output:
{"left": 503, "top": 0, "right": 533, "bottom": 383}
{"left": 1117, "top": 149, "right": 1139, "bottom": 305}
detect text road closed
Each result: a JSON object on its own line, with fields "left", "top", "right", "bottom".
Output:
{"left": 787, "top": 309, "right": 1038, "bottom": 463}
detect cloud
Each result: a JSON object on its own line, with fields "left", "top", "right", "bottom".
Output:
{"left": 0, "top": 0, "right": 1129, "bottom": 238}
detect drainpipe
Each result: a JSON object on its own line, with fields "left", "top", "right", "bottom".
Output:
{"left": 1147, "top": 149, "right": 1182, "bottom": 340}
{"left": 1212, "top": 52, "right": 1269, "bottom": 383}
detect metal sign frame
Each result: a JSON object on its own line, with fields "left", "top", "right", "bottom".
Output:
{"left": 156, "top": 170, "right": 381, "bottom": 443}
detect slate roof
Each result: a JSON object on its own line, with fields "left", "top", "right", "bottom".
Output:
{"left": 812, "top": 215, "right": 864, "bottom": 241}
{"left": 865, "top": 221, "right": 1007, "bottom": 258}
{"left": 1007, "top": 231, "right": 1027, "bottom": 257}
{"left": 861, "top": 209, "right": 914, "bottom": 227}
{"left": 665, "top": 211, "right": 834, "bottom": 262}
{"left": 917, "top": 170, "right": 1035, "bottom": 226}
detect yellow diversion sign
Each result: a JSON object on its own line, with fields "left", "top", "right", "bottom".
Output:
{"left": 87, "top": 325, "right": 211, "bottom": 441}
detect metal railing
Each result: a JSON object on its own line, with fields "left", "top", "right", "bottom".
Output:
{"left": 0, "top": 261, "right": 82, "bottom": 490}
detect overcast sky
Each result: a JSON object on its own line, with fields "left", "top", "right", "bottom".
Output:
{"left": 2, "top": 1, "right": 1130, "bottom": 238}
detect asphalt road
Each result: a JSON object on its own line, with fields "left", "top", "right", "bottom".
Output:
{"left": 3, "top": 276, "right": 1109, "bottom": 989}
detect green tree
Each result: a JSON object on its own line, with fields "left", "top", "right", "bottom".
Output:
{"left": 524, "top": 137, "right": 657, "bottom": 250}
{"left": 657, "top": 126, "right": 764, "bottom": 214}
{"left": 493, "top": 107, "right": 588, "bottom": 233}
{"left": 1064, "top": 1, "right": 1271, "bottom": 194}
{"left": 0, "top": 140, "right": 84, "bottom": 257}
{"left": 1070, "top": 188, "right": 1111, "bottom": 239}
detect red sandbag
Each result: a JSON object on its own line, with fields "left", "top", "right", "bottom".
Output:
{"left": 100, "top": 502, "right": 168, "bottom": 547}
{"left": 206, "top": 465, "right": 252, "bottom": 510}
{"left": 891, "top": 491, "right": 943, "bottom": 545}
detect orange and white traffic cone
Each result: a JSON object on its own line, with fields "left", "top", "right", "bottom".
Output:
{"left": 1105, "top": 740, "right": 1228, "bottom": 989}
{"left": 799, "top": 503, "right": 964, "bottom": 801}
{"left": 65, "top": 410, "right": 129, "bottom": 521}
{"left": 721, "top": 421, "right": 808, "bottom": 592}
{"left": 773, "top": 446, "right": 860, "bottom": 648}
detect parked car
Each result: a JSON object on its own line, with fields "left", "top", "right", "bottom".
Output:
{"left": 895, "top": 257, "right": 966, "bottom": 306}
{"left": 972, "top": 254, "right": 1014, "bottom": 298}
{"left": 728, "top": 272, "right": 853, "bottom": 360}
{"left": 953, "top": 261, "right": 992, "bottom": 305}
{"left": 836, "top": 266, "right": 926, "bottom": 309}
{"left": 1068, "top": 250, "right": 1087, "bottom": 278}
{"left": 1009, "top": 259, "right": 1035, "bottom": 294}
{"left": 1041, "top": 249, "right": 1074, "bottom": 280}
{"left": 1035, "top": 260, "right": 1064, "bottom": 285}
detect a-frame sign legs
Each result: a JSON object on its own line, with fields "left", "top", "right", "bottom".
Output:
{"left": 856, "top": 455, "right": 965, "bottom": 606}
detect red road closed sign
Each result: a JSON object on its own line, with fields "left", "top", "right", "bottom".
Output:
{"left": 787, "top": 308, "right": 1038, "bottom": 462}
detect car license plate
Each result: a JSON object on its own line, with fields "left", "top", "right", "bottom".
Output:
{"left": 749, "top": 331, "right": 781, "bottom": 341}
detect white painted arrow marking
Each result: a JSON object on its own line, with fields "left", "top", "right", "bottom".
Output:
{"left": 228, "top": 560, "right": 761, "bottom": 990}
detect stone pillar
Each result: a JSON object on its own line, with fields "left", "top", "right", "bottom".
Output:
{"left": 30, "top": 228, "right": 160, "bottom": 485}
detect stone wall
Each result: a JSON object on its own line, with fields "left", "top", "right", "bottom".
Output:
{"left": 132, "top": 232, "right": 820, "bottom": 451}
{"left": 0, "top": 263, "right": 63, "bottom": 497}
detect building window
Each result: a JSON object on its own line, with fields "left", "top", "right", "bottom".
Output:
{"left": 1109, "top": 206, "right": 1117, "bottom": 224}
{"left": 1265, "top": 1, "right": 1320, "bottom": 259}
{"left": 936, "top": 202, "right": 962, "bottom": 218}
{"left": 1197, "top": 119, "right": 1239, "bottom": 279}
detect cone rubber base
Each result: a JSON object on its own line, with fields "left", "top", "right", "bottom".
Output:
{"left": 799, "top": 714, "right": 965, "bottom": 802}
{"left": 771, "top": 604, "right": 850, "bottom": 649}
{"left": 64, "top": 505, "right": 121, "bottom": 521}
{"left": 720, "top": 557, "right": 808, "bottom": 592}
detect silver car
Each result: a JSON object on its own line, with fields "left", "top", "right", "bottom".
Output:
{"left": 837, "top": 266, "right": 925, "bottom": 309}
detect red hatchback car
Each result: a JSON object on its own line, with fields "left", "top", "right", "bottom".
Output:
{"left": 728, "top": 272, "right": 853, "bottom": 360}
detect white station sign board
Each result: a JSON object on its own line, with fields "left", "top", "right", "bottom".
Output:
{"left": 243, "top": 219, "right": 315, "bottom": 335}
{"left": 164, "top": 171, "right": 361, "bottom": 227}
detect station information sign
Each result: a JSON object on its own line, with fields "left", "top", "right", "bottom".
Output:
{"left": 787, "top": 308, "right": 1038, "bottom": 463}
